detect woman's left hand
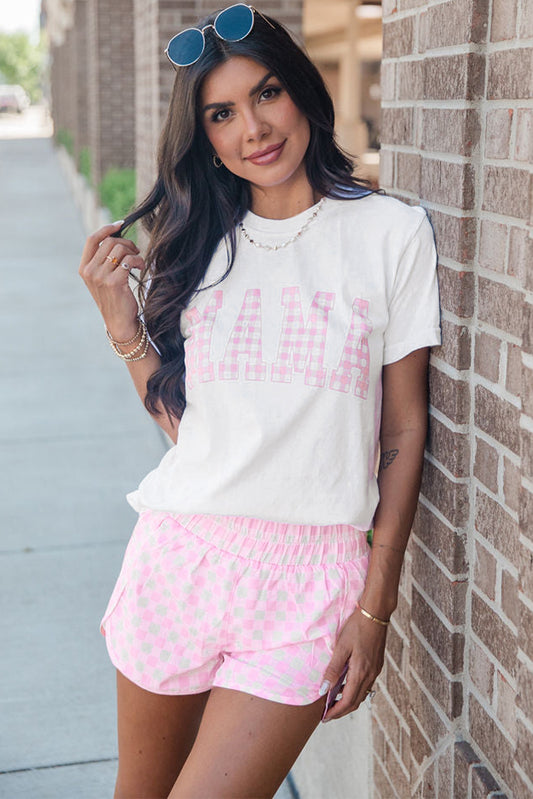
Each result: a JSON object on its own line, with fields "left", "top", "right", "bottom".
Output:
{"left": 320, "top": 609, "right": 388, "bottom": 722}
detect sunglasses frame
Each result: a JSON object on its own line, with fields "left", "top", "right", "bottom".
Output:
{"left": 165, "top": 4, "right": 275, "bottom": 69}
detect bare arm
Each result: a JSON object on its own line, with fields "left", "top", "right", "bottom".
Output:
{"left": 358, "top": 346, "right": 429, "bottom": 619}
{"left": 321, "top": 346, "right": 429, "bottom": 721}
{"left": 78, "top": 222, "right": 180, "bottom": 443}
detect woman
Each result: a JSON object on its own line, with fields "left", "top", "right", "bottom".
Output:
{"left": 79, "top": 5, "right": 441, "bottom": 798}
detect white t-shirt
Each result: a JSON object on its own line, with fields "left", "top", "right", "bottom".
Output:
{"left": 127, "top": 193, "right": 441, "bottom": 528}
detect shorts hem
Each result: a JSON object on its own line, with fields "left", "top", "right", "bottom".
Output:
{"left": 104, "top": 644, "right": 215, "bottom": 697}
{"left": 210, "top": 677, "right": 322, "bottom": 707}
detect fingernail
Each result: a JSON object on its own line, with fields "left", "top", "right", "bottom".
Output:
{"left": 113, "top": 219, "right": 124, "bottom": 225}
{"left": 319, "top": 680, "right": 330, "bottom": 697}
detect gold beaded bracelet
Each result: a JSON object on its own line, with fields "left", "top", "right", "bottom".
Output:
{"left": 106, "top": 320, "right": 150, "bottom": 362}
{"left": 356, "top": 601, "right": 390, "bottom": 627}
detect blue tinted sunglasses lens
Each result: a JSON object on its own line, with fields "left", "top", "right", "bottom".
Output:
{"left": 215, "top": 4, "right": 254, "bottom": 41}
{"left": 167, "top": 27, "right": 205, "bottom": 66}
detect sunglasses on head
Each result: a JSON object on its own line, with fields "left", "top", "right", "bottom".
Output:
{"left": 165, "top": 3, "right": 275, "bottom": 68}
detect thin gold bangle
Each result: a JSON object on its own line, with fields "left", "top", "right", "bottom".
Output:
{"left": 356, "top": 601, "right": 390, "bottom": 626}
{"left": 105, "top": 318, "right": 142, "bottom": 347}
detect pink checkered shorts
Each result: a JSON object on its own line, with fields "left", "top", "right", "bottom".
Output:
{"left": 100, "top": 511, "right": 371, "bottom": 705}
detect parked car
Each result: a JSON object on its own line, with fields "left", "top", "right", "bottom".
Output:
{"left": 0, "top": 85, "right": 31, "bottom": 113}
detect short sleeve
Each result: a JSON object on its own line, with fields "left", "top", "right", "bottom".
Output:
{"left": 383, "top": 209, "right": 441, "bottom": 365}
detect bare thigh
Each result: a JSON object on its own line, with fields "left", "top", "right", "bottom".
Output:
{"left": 169, "top": 686, "right": 327, "bottom": 799}
{"left": 114, "top": 670, "right": 211, "bottom": 799}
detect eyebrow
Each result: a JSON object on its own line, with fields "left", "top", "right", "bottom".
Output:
{"left": 202, "top": 71, "right": 276, "bottom": 113}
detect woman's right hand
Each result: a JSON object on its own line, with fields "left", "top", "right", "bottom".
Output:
{"left": 78, "top": 221, "right": 146, "bottom": 342}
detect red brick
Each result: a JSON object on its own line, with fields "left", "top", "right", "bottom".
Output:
{"left": 412, "top": 503, "right": 468, "bottom": 575}
{"left": 383, "top": 15, "right": 414, "bottom": 58}
{"left": 506, "top": 343, "right": 521, "bottom": 397}
{"left": 479, "top": 218, "right": 508, "bottom": 272}
{"left": 420, "top": 0, "right": 488, "bottom": 50}
{"left": 437, "top": 743, "right": 453, "bottom": 799}
{"left": 428, "top": 416, "right": 469, "bottom": 478}
{"left": 475, "top": 488, "right": 519, "bottom": 565}
{"left": 478, "top": 277, "right": 523, "bottom": 338}
{"left": 411, "top": 681, "right": 447, "bottom": 749}
{"left": 397, "top": 59, "right": 423, "bottom": 101}
{"left": 438, "top": 266, "right": 474, "bottom": 317}
{"left": 421, "top": 158, "right": 475, "bottom": 209}
{"left": 518, "top": 543, "right": 533, "bottom": 602}
{"left": 469, "top": 694, "right": 514, "bottom": 776}
{"left": 503, "top": 456, "right": 520, "bottom": 513}
{"left": 372, "top": 689, "right": 402, "bottom": 753}
{"left": 482, "top": 165, "right": 530, "bottom": 220}
{"left": 497, "top": 671, "right": 517, "bottom": 737}
{"left": 520, "top": 0, "right": 533, "bottom": 37}
{"left": 381, "top": 61, "right": 395, "bottom": 102}
{"left": 517, "top": 660, "right": 533, "bottom": 723}
{"left": 519, "top": 600, "right": 533, "bottom": 662}
{"left": 429, "top": 365, "right": 470, "bottom": 425}
{"left": 429, "top": 211, "right": 476, "bottom": 263}
{"left": 421, "top": 459, "right": 470, "bottom": 528}
{"left": 519, "top": 488, "right": 533, "bottom": 545}
{"left": 501, "top": 569, "right": 519, "bottom": 625}
{"left": 517, "top": 227, "right": 532, "bottom": 295}
{"left": 474, "top": 541, "right": 497, "bottom": 600}
{"left": 380, "top": 147, "right": 395, "bottom": 188}
{"left": 522, "top": 427, "right": 533, "bottom": 482}
{"left": 491, "top": 0, "right": 518, "bottom": 40}
{"left": 387, "top": 662, "right": 410, "bottom": 720}
{"left": 487, "top": 49, "right": 533, "bottom": 99}
{"left": 396, "top": 152, "right": 421, "bottom": 194}
{"left": 421, "top": 108, "right": 480, "bottom": 156}
{"left": 412, "top": 586, "right": 465, "bottom": 673}
{"left": 381, "top": 107, "right": 414, "bottom": 145}
{"left": 474, "top": 437, "right": 499, "bottom": 494}
{"left": 412, "top": 540, "right": 467, "bottom": 623}
{"left": 474, "top": 330, "right": 501, "bottom": 382}
{"left": 424, "top": 53, "right": 485, "bottom": 101}
{"left": 471, "top": 591, "right": 517, "bottom": 678}
{"left": 515, "top": 109, "right": 533, "bottom": 162}
{"left": 475, "top": 385, "right": 520, "bottom": 454}
{"left": 523, "top": 300, "right": 533, "bottom": 356}
{"left": 516, "top": 719, "right": 533, "bottom": 784}
{"left": 410, "top": 713, "right": 432, "bottom": 767}
{"left": 411, "top": 637, "right": 463, "bottom": 720}
{"left": 437, "top": 319, "right": 471, "bottom": 371}
{"left": 469, "top": 639, "right": 495, "bottom": 701}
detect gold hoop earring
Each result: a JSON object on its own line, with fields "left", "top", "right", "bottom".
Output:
{"left": 213, "top": 155, "right": 223, "bottom": 168}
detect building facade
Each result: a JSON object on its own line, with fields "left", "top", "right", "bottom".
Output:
{"left": 44, "top": 0, "right": 532, "bottom": 796}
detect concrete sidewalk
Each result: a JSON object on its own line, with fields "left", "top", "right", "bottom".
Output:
{"left": 0, "top": 117, "right": 294, "bottom": 798}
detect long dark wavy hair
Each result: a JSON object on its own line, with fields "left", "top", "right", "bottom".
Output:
{"left": 116, "top": 8, "right": 373, "bottom": 422}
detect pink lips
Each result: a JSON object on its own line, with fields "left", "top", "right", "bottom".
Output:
{"left": 245, "top": 141, "right": 286, "bottom": 165}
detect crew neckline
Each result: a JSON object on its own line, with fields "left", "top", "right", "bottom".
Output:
{"left": 242, "top": 196, "right": 329, "bottom": 234}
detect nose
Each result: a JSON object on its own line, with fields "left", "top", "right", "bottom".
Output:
{"left": 241, "top": 107, "right": 270, "bottom": 142}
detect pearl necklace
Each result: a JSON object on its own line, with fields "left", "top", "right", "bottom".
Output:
{"left": 239, "top": 197, "right": 326, "bottom": 251}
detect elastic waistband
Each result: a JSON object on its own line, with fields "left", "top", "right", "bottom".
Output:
{"left": 160, "top": 512, "right": 370, "bottom": 566}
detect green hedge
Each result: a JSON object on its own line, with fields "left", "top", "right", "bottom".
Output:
{"left": 98, "top": 167, "right": 137, "bottom": 243}
{"left": 55, "top": 128, "right": 74, "bottom": 156}
{"left": 78, "top": 147, "right": 92, "bottom": 185}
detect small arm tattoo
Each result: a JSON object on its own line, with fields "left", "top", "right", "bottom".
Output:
{"left": 379, "top": 448, "right": 399, "bottom": 471}
{"left": 374, "top": 543, "right": 404, "bottom": 554}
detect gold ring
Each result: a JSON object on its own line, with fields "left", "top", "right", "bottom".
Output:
{"left": 105, "top": 255, "right": 120, "bottom": 266}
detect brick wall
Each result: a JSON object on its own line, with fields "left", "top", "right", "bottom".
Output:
{"left": 86, "top": 0, "right": 135, "bottom": 186}
{"left": 378, "top": 0, "right": 532, "bottom": 796}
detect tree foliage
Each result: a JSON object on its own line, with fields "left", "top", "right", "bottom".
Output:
{"left": 0, "top": 31, "right": 46, "bottom": 103}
